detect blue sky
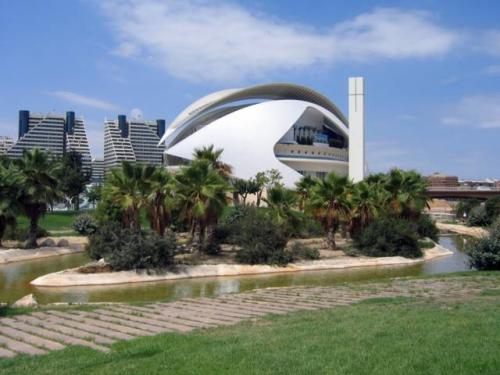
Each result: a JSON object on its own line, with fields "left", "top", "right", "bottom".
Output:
{"left": 1, "top": 0, "right": 499, "bottom": 178}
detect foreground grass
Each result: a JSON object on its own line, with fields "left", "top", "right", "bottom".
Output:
{"left": 1, "top": 294, "right": 499, "bottom": 375}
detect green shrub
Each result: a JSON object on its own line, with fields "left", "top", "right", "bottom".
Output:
{"left": 293, "top": 215, "right": 325, "bottom": 239}
{"left": 228, "top": 207, "right": 290, "bottom": 265}
{"left": 289, "top": 242, "right": 320, "bottom": 260}
{"left": 416, "top": 214, "right": 439, "bottom": 241}
{"left": 354, "top": 217, "right": 422, "bottom": 258}
{"left": 73, "top": 213, "right": 98, "bottom": 235}
{"left": 418, "top": 240, "right": 435, "bottom": 249}
{"left": 86, "top": 224, "right": 177, "bottom": 271}
{"left": 466, "top": 227, "right": 500, "bottom": 270}
{"left": 468, "top": 205, "right": 489, "bottom": 227}
{"left": 455, "top": 199, "right": 481, "bottom": 219}
{"left": 3, "top": 225, "right": 48, "bottom": 241}
{"left": 485, "top": 197, "right": 500, "bottom": 224}
{"left": 237, "top": 243, "right": 293, "bottom": 266}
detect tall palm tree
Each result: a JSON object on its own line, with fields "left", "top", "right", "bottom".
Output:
{"left": 307, "top": 173, "right": 352, "bottom": 249}
{"left": 384, "top": 169, "right": 429, "bottom": 219}
{"left": 104, "top": 162, "right": 155, "bottom": 232}
{"left": 295, "top": 175, "right": 317, "bottom": 211}
{"left": 347, "top": 181, "right": 383, "bottom": 237}
{"left": 193, "top": 145, "right": 233, "bottom": 179}
{"left": 174, "top": 159, "right": 229, "bottom": 249}
{"left": 0, "top": 162, "right": 23, "bottom": 247}
{"left": 263, "top": 185, "right": 300, "bottom": 234}
{"left": 146, "top": 168, "right": 174, "bottom": 236}
{"left": 15, "top": 149, "right": 61, "bottom": 248}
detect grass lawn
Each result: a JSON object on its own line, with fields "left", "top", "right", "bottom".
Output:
{"left": 15, "top": 210, "right": 94, "bottom": 235}
{"left": 1, "top": 293, "right": 499, "bottom": 374}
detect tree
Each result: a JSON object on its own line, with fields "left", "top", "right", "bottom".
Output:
{"left": 295, "top": 175, "right": 317, "bottom": 211}
{"left": 174, "top": 159, "right": 228, "bottom": 249}
{"left": 485, "top": 197, "right": 500, "bottom": 224}
{"left": 307, "top": 173, "right": 351, "bottom": 249}
{"left": 85, "top": 186, "right": 102, "bottom": 208}
{"left": 56, "top": 151, "right": 90, "bottom": 210}
{"left": 193, "top": 144, "right": 232, "bottom": 179}
{"left": 347, "top": 181, "right": 383, "bottom": 238}
{"left": 146, "top": 168, "right": 174, "bottom": 236}
{"left": 384, "top": 169, "right": 429, "bottom": 220}
{"left": 0, "top": 161, "right": 22, "bottom": 247}
{"left": 263, "top": 185, "right": 300, "bottom": 235}
{"left": 254, "top": 169, "right": 283, "bottom": 207}
{"left": 15, "top": 149, "right": 61, "bottom": 248}
{"left": 104, "top": 162, "right": 155, "bottom": 232}
{"left": 232, "top": 178, "right": 260, "bottom": 206}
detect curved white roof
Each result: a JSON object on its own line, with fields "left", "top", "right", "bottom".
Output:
{"left": 161, "top": 83, "right": 348, "bottom": 147}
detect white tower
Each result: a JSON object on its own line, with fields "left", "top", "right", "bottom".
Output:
{"left": 348, "top": 77, "right": 365, "bottom": 182}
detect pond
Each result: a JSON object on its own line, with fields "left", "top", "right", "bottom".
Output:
{"left": 0, "top": 234, "right": 472, "bottom": 305}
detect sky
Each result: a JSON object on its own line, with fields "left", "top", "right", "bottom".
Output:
{"left": 1, "top": 0, "right": 499, "bottom": 179}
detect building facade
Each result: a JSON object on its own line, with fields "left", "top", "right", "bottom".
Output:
{"left": 5, "top": 110, "right": 91, "bottom": 173}
{"left": 90, "top": 158, "right": 104, "bottom": 185}
{"left": 103, "top": 115, "right": 166, "bottom": 173}
{"left": 160, "top": 80, "right": 365, "bottom": 186}
{"left": 0, "top": 136, "right": 14, "bottom": 155}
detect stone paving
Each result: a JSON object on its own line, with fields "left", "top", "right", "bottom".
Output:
{"left": 0, "top": 276, "right": 498, "bottom": 359}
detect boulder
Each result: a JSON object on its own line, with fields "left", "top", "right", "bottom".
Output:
{"left": 40, "top": 238, "right": 56, "bottom": 247}
{"left": 56, "top": 238, "right": 70, "bottom": 247}
{"left": 12, "top": 293, "right": 38, "bottom": 308}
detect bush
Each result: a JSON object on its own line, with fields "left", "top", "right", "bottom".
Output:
{"left": 416, "top": 214, "right": 439, "bottom": 241}
{"left": 3, "top": 225, "right": 48, "bottom": 241}
{"left": 354, "top": 217, "right": 422, "bottom": 258}
{"left": 86, "top": 224, "right": 177, "bottom": 271}
{"left": 289, "top": 242, "right": 320, "bottom": 260}
{"left": 228, "top": 207, "right": 291, "bottom": 265}
{"left": 292, "top": 215, "right": 325, "bottom": 239}
{"left": 485, "top": 197, "right": 500, "bottom": 224}
{"left": 418, "top": 240, "right": 435, "bottom": 249}
{"left": 73, "top": 213, "right": 98, "bottom": 235}
{"left": 468, "top": 205, "right": 489, "bottom": 227}
{"left": 455, "top": 199, "right": 481, "bottom": 219}
{"left": 466, "top": 227, "right": 500, "bottom": 270}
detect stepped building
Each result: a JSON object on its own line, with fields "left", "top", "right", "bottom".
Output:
{"left": 103, "top": 115, "right": 166, "bottom": 173}
{"left": 0, "top": 136, "right": 14, "bottom": 155}
{"left": 5, "top": 110, "right": 91, "bottom": 173}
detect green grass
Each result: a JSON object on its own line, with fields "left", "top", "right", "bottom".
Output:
{"left": 15, "top": 210, "right": 94, "bottom": 234}
{"left": 1, "top": 295, "right": 499, "bottom": 374}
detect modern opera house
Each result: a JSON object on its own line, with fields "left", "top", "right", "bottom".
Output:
{"left": 160, "top": 77, "right": 365, "bottom": 186}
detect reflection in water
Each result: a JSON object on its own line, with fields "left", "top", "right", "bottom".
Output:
{"left": 0, "top": 235, "right": 471, "bottom": 304}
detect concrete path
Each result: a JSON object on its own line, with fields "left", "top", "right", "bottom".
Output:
{"left": 1, "top": 276, "right": 498, "bottom": 359}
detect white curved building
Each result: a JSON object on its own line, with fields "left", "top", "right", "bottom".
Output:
{"left": 160, "top": 78, "right": 365, "bottom": 186}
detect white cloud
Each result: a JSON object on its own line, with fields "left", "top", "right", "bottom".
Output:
{"left": 51, "top": 91, "right": 119, "bottom": 111}
{"left": 442, "top": 94, "right": 500, "bottom": 128}
{"left": 97, "top": 1, "right": 459, "bottom": 82}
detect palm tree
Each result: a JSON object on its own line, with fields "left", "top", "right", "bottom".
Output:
{"left": 263, "top": 185, "right": 300, "bottom": 234}
{"left": 307, "top": 173, "right": 352, "bottom": 249}
{"left": 104, "top": 162, "right": 155, "bottom": 232}
{"left": 384, "top": 169, "right": 429, "bottom": 220}
{"left": 347, "top": 181, "right": 383, "bottom": 238}
{"left": 146, "top": 168, "right": 174, "bottom": 236}
{"left": 0, "top": 162, "right": 23, "bottom": 247}
{"left": 174, "top": 159, "right": 229, "bottom": 249}
{"left": 15, "top": 149, "right": 61, "bottom": 248}
{"left": 193, "top": 145, "right": 233, "bottom": 179}
{"left": 295, "top": 175, "right": 317, "bottom": 211}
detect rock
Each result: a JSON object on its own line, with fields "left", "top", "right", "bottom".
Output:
{"left": 12, "top": 293, "right": 38, "bottom": 308}
{"left": 40, "top": 238, "right": 56, "bottom": 247}
{"left": 56, "top": 238, "right": 70, "bottom": 247}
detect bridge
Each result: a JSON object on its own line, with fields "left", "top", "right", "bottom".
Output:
{"left": 427, "top": 187, "right": 500, "bottom": 199}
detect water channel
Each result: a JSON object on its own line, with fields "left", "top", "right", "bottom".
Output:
{"left": 0, "top": 234, "right": 472, "bottom": 305}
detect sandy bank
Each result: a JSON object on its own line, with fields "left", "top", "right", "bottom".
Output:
{"left": 436, "top": 223, "right": 488, "bottom": 238}
{"left": 0, "top": 246, "right": 85, "bottom": 265}
{"left": 31, "top": 245, "right": 452, "bottom": 287}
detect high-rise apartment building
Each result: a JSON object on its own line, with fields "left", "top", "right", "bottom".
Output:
{"left": 0, "top": 136, "right": 14, "bottom": 155}
{"left": 90, "top": 158, "right": 104, "bottom": 185}
{"left": 104, "top": 115, "right": 165, "bottom": 173}
{"left": 6, "top": 110, "right": 92, "bottom": 173}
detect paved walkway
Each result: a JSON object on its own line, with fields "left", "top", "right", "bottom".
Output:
{"left": 0, "top": 277, "right": 498, "bottom": 358}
